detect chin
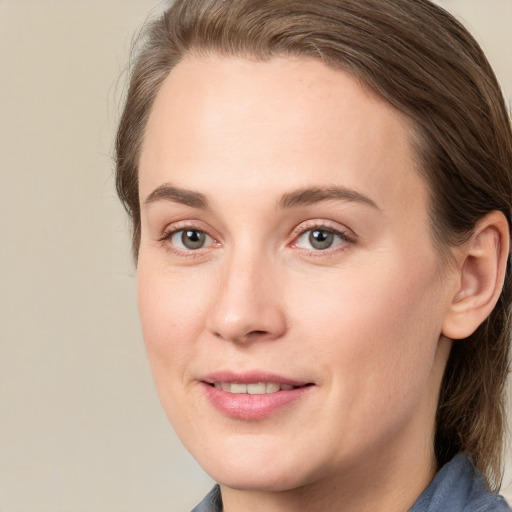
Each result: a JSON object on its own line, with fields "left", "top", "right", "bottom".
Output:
{"left": 212, "top": 467, "right": 309, "bottom": 493}
{"left": 191, "top": 442, "right": 318, "bottom": 492}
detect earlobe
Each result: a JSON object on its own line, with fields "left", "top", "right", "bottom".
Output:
{"left": 442, "top": 211, "right": 510, "bottom": 340}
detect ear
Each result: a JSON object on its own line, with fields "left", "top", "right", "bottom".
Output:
{"left": 442, "top": 211, "right": 510, "bottom": 340}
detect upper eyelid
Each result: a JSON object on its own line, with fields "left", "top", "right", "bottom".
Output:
{"left": 292, "top": 229, "right": 353, "bottom": 249}
{"left": 290, "top": 220, "right": 356, "bottom": 241}
{"left": 166, "top": 228, "right": 216, "bottom": 244}
{"left": 160, "top": 221, "right": 216, "bottom": 240}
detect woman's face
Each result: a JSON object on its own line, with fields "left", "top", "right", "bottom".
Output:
{"left": 137, "top": 56, "right": 456, "bottom": 493}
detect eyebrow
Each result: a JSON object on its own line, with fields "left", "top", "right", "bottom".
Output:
{"left": 144, "top": 184, "right": 209, "bottom": 209}
{"left": 278, "top": 186, "right": 380, "bottom": 210}
{"left": 144, "top": 183, "right": 380, "bottom": 211}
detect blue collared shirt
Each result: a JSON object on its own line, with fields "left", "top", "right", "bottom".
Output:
{"left": 191, "top": 454, "right": 511, "bottom": 511}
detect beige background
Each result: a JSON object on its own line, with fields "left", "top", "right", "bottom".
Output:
{"left": 0, "top": 1, "right": 511, "bottom": 510}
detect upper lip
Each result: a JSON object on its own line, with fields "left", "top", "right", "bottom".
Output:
{"left": 201, "top": 370, "right": 313, "bottom": 387}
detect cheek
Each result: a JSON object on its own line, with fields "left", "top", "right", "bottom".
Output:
{"left": 136, "top": 258, "right": 220, "bottom": 435}
{"left": 136, "top": 259, "right": 212, "bottom": 376}
{"left": 290, "top": 255, "right": 446, "bottom": 407}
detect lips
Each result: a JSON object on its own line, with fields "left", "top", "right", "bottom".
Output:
{"left": 200, "top": 371, "right": 314, "bottom": 420}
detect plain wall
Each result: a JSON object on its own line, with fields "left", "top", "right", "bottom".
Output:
{"left": 0, "top": 1, "right": 510, "bottom": 510}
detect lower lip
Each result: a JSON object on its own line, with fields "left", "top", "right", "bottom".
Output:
{"left": 202, "top": 383, "right": 313, "bottom": 420}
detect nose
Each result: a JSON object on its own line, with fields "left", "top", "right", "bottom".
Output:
{"left": 206, "top": 251, "right": 287, "bottom": 344}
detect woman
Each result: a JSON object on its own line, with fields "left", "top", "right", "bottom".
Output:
{"left": 115, "top": 0, "right": 512, "bottom": 510}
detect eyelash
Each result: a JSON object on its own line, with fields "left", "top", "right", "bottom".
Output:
{"left": 158, "top": 222, "right": 356, "bottom": 258}
{"left": 158, "top": 224, "right": 217, "bottom": 259}
{"left": 290, "top": 222, "right": 356, "bottom": 255}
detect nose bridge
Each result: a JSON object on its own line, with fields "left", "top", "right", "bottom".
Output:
{"left": 207, "top": 242, "right": 286, "bottom": 343}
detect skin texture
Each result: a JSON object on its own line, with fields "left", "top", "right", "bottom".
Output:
{"left": 137, "top": 56, "right": 463, "bottom": 512}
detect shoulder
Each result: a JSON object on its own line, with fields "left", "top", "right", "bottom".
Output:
{"left": 411, "top": 453, "right": 510, "bottom": 512}
{"left": 190, "top": 485, "right": 222, "bottom": 512}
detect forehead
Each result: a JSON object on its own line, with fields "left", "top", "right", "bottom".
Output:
{"left": 139, "top": 55, "right": 427, "bottom": 220}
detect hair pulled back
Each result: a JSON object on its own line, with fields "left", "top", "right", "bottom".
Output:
{"left": 115, "top": 0, "right": 512, "bottom": 489}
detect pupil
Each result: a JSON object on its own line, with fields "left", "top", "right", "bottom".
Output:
{"left": 182, "top": 230, "right": 205, "bottom": 249}
{"left": 309, "top": 230, "right": 334, "bottom": 250}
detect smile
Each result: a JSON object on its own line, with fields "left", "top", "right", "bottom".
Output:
{"left": 202, "top": 375, "right": 314, "bottom": 420}
{"left": 212, "top": 382, "right": 297, "bottom": 394}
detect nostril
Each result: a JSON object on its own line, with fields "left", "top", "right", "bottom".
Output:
{"left": 242, "top": 330, "right": 272, "bottom": 342}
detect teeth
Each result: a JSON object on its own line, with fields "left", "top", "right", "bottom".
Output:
{"left": 213, "top": 382, "right": 297, "bottom": 394}
{"left": 247, "top": 382, "right": 266, "bottom": 394}
{"left": 266, "top": 382, "right": 280, "bottom": 393}
{"left": 230, "top": 383, "right": 247, "bottom": 394}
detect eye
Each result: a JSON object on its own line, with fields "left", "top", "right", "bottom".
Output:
{"left": 294, "top": 226, "right": 352, "bottom": 251}
{"left": 168, "top": 229, "right": 213, "bottom": 250}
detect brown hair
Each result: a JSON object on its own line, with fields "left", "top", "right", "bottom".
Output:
{"left": 115, "top": 0, "right": 512, "bottom": 489}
